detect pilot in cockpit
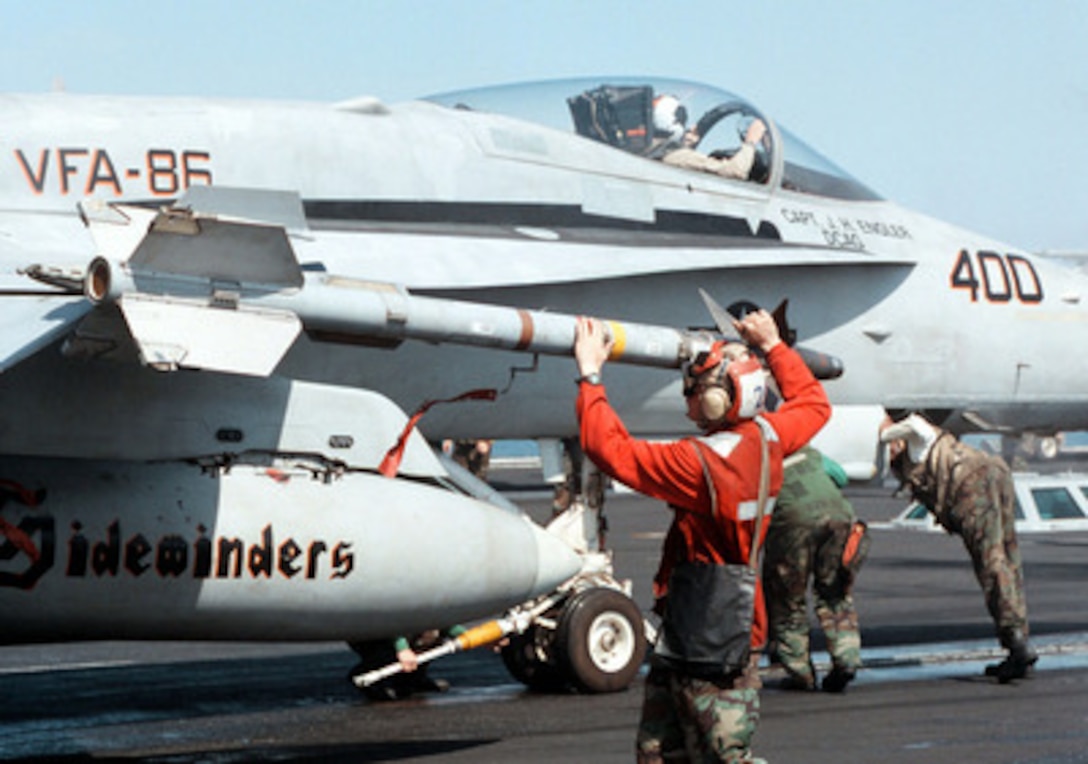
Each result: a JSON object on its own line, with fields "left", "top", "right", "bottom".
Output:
{"left": 652, "top": 94, "right": 767, "bottom": 181}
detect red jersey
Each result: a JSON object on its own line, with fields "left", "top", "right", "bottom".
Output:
{"left": 575, "top": 342, "right": 830, "bottom": 647}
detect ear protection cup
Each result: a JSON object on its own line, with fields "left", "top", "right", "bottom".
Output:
{"left": 696, "top": 354, "right": 766, "bottom": 424}
{"left": 699, "top": 374, "right": 732, "bottom": 422}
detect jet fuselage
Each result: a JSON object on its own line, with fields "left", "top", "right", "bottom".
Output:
{"left": 0, "top": 80, "right": 1084, "bottom": 450}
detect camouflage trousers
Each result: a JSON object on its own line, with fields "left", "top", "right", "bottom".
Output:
{"left": 636, "top": 653, "right": 765, "bottom": 764}
{"left": 763, "top": 518, "right": 862, "bottom": 685}
{"left": 945, "top": 463, "right": 1029, "bottom": 647}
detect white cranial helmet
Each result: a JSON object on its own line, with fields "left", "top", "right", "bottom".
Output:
{"left": 653, "top": 95, "right": 687, "bottom": 143}
{"left": 880, "top": 413, "right": 939, "bottom": 463}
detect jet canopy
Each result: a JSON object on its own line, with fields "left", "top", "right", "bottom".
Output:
{"left": 425, "top": 77, "right": 880, "bottom": 202}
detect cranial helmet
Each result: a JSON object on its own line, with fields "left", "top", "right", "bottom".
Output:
{"left": 880, "top": 413, "right": 939, "bottom": 463}
{"left": 653, "top": 95, "right": 688, "bottom": 143}
{"left": 683, "top": 341, "right": 768, "bottom": 424}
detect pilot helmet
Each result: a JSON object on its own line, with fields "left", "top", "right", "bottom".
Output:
{"left": 653, "top": 95, "right": 688, "bottom": 143}
{"left": 682, "top": 340, "right": 767, "bottom": 425}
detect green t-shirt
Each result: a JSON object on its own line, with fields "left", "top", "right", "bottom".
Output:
{"left": 774, "top": 446, "right": 854, "bottom": 524}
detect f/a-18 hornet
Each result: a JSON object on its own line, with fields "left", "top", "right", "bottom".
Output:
{"left": 1, "top": 76, "right": 1085, "bottom": 692}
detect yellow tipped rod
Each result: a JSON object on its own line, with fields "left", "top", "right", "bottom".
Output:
{"left": 352, "top": 618, "right": 513, "bottom": 688}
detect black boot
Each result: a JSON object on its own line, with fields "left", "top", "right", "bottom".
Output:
{"left": 821, "top": 666, "right": 856, "bottom": 693}
{"left": 985, "top": 635, "right": 1038, "bottom": 683}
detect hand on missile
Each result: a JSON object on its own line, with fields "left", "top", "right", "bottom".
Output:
{"left": 574, "top": 316, "right": 614, "bottom": 378}
{"left": 396, "top": 646, "right": 419, "bottom": 673}
{"left": 733, "top": 309, "right": 781, "bottom": 354}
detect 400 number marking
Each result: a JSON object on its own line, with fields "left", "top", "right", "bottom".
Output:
{"left": 950, "top": 250, "right": 1043, "bottom": 304}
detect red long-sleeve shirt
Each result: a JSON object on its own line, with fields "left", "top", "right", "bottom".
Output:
{"left": 576, "top": 343, "right": 831, "bottom": 647}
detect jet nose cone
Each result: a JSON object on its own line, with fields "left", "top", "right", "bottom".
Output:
{"left": 527, "top": 521, "right": 583, "bottom": 594}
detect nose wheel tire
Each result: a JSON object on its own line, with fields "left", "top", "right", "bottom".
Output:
{"left": 556, "top": 587, "right": 646, "bottom": 693}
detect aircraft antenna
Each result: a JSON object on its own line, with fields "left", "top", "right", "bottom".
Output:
{"left": 379, "top": 389, "right": 498, "bottom": 477}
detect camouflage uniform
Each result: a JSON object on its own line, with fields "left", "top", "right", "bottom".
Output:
{"left": 636, "top": 653, "right": 764, "bottom": 764}
{"left": 763, "top": 446, "right": 867, "bottom": 691}
{"left": 894, "top": 430, "right": 1035, "bottom": 680}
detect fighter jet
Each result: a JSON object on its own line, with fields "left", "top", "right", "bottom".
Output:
{"left": 0, "top": 76, "right": 1085, "bottom": 690}
{"left": 1, "top": 192, "right": 719, "bottom": 693}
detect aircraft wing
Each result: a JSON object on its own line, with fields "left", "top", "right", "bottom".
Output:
{"left": 0, "top": 291, "right": 90, "bottom": 373}
{"left": 0, "top": 225, "right": 93, "bottom": 374}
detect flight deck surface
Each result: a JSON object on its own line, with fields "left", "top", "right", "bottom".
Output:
{"left": 2, "top": 470, "right": 1087, "bottom": 763}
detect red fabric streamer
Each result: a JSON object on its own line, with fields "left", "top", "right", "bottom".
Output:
{"left": 378, "top": 389, "right": 497, "bottom": 477}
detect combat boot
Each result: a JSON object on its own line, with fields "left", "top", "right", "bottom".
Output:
{"left": 821, "top": 666, "right": 856, "bottom": 693}
{"left": 985, "top": 633, "right": 1038, "bottom": 683}
{"left": 986, "top": 647, "right": 1038, "bottom": 683}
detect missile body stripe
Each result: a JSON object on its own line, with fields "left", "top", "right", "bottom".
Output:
{"left": 515, "top": 310, "right": 533, "bottom": 351}
{"left": 606, "top": 321, "right": 627, "bottom": 360}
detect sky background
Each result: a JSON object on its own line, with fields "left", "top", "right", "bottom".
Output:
{"left": 1, "top": 0, "right": 1085, "bottom": 253}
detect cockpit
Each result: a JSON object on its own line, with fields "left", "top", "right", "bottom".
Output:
{"left": 424, "top": 77, "right": 880, "bottom": 202}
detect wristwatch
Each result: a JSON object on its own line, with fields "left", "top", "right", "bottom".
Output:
{"left": 577, "top": 372, "right": 602, "bottom": 386}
